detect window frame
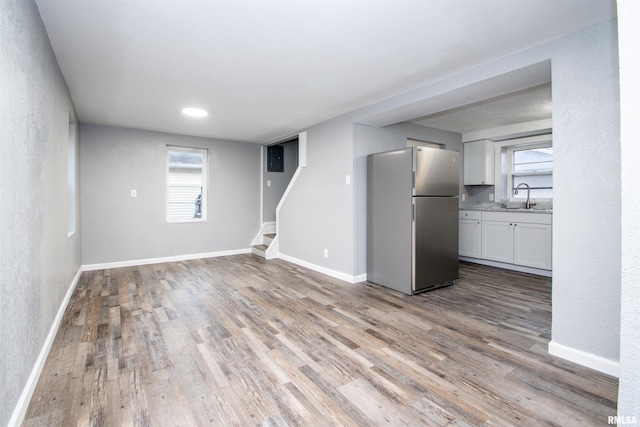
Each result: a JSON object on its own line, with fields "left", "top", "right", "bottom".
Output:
{"left": 506, "top": 141, "right": 553, "bottom": 202}
{"left": 166, "top": 146, "right": 208, "bottom": 224}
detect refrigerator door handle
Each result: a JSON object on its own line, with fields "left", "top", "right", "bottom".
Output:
{"left": 412, "top": 171, "right": 416, "bottom": 193}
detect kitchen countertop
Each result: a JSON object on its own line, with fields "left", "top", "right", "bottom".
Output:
{"left": 462, "top": 204, "right": 553, "bottom": 214}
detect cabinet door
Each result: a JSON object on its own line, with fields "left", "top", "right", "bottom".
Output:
{"left": 514, "top": 222, "right": 552, "bottom": 270}
{"left": 482, "top": 220, "right": 513, "bottom": 263}
{"left": 459, "top": 219, "right": 481, "bottom": 258}
{"left": 463, "top": 140, "right": 495, "bottom": 185}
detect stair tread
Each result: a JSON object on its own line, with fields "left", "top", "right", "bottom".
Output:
{"left": 253, "top": 244, "right": 269, "bottom": 251}
{"left": 264, "top": 233, "right": 276, "bottom": 239}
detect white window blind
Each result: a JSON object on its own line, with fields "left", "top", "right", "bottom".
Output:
{"left": 167, "top": 147, "right": 207, "bottom": 222}
{"left": 511, "top": 145, "right": 553, "bottom": 199}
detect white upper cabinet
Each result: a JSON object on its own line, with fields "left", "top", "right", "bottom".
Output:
{"left": 464, "top": 140, "right": 495, "bottom": 185}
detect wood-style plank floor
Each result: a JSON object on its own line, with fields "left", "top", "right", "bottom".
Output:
{"left": 23, "top": 256, "right": 618, "bottom": 426}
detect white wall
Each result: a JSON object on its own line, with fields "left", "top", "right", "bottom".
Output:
{"left": 617, "top": 0, "right": 640, "bottom": 417}
{"left": 550, "top": 19, "right": 621, "bottom": 366}
{"left": 0, "top": 0, "right": 82, "bottom": 424}
{"left": 80, "top": 124, "right": 261, "bottom": 265}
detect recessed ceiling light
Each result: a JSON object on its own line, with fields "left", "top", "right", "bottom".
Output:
{"left": 182, "top": 107, "right": 208, "bottom": 118}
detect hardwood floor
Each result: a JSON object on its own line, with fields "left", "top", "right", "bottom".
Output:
{"left": 23, "top": 256, "right": 618, "bottom": 426}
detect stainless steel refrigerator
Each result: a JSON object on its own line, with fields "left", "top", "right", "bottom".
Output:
{"left": 367, "top": 146, "right": 460, "bottom": 294}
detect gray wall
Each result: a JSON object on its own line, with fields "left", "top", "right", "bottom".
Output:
{"left": 0, "top": 0, "right": 82, "bottom": 424}
{"left": 278, "top": 116, "right": 462, "bottom": 280}
{"left": 263, "top": 140, "right": 298, "bottom": 223}
{"left": 80, "top": 124, "right": 261, "bottom": 265}
{"left": 354, "top": 122, "right": 462, "bottom": 276}
{"left": 278, "top": 116, "right": 356, "bottom": 275}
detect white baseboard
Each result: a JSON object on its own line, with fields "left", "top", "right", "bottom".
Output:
{"left": 82, "top": 248, "right": 251, "bottom": 271}
{"left": 352, "top": 273, "right": 367, "bottom": 283}
{"left": 277, "top": 253, "right": 364, "bottom": 284}
{"left": 8, "top": 267, "right": 83, "bottom": 427}
{"left": 548, "top": 340, "right": 620, "bottom": 378}
{"left": 459, "top": 256, "right": 552, "bottom": 277}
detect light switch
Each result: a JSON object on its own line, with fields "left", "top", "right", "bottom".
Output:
{"left": 346, "top": 175, "right": 351, "bottom": 185}
{"left": 267, "top": 180, "right": 271, "bottom": 187}
{"left": 131, "top": 189, "right": 137, "bottom": 198}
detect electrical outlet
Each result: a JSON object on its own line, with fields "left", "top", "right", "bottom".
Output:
{"left": 489, "top": 193, "right": 494, "bottom": 201}
{"left": 461, "top": 194, "right": 466, "bottom": 202}
{"left": 324, "top": 249, "right": 329, "bottom": 258}
{"left": 131, "top": 189, "right": 137, "bottom": 198}
{"left": 346, "top": 175, "right": 351, "bottom": 185}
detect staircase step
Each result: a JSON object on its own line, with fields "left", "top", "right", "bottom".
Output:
{"left": 253, "top": 233, "right": 276, "bottom": 259}
{"left": 251, "top": 244, "right": 268, "bottom": 258}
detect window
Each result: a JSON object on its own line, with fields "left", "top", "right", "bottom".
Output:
{"left": 166, "top": 146, "right": 207, "bottom": 222}
{"left": 509, "top": 144, "right": 553, "bottom": 200}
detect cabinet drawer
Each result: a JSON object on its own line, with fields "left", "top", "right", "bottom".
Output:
{"left": 481, "top": 211, "right": 551, "bottom": 225}
{"left": 459, "top": 210, "right": 481, "bottom": 220}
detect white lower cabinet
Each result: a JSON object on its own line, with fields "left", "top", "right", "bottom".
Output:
{"left": 459, "top": 210, "right": 482, "bottom": 258}
{"left": 481, "top": 220, "right": 514, "bottom": 264}
{"left": 513, "top": 221, "right": 552, "bottom": 269}
{"left": 462, "top": 210, "right": 552, "bottom": 271}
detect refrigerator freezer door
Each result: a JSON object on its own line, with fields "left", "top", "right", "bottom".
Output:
{"left": 413, "top": 197, "right": 459, "bottom": 292}
{"left": 414, "top": 146, "right": 460, "bottom": 196}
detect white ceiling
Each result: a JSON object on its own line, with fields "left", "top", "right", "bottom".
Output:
{"left": 35, "top": 0, "right": 616, "bottom": 143}
{"left": 412, "top": 83, "right": 552, "bottom": 135}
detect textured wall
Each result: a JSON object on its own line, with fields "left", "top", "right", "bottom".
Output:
{"left": 0, "top": 0, "right": 82, "bottom": 424}
{"left": 618, "top": 0, "right": 640, "bottom": 416}
{"left": 80, "top": 124, "right": 261, "bottom": 265}
{"left": 551, "top": 19, "right": 621, "bottom": 362}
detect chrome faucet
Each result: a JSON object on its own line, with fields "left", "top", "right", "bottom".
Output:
{"left": 514, "top": 183, "right": 532, "bottom": 209}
